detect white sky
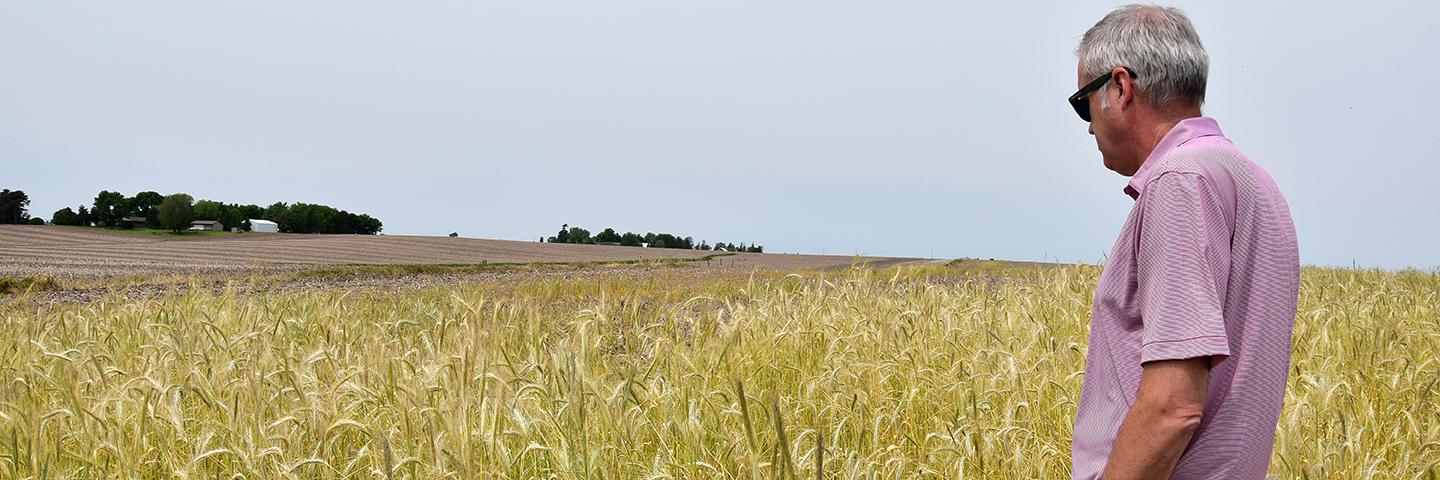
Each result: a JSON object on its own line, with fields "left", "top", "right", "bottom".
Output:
{"left": 3, "top": 1, "right": 1436, "bottom": 269}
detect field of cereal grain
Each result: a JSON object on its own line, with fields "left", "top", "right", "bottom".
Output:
{"left": 1, "top": 264, "right": 1434, "bottom": 478}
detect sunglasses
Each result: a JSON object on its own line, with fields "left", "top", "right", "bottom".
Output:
{"left": 1068, "top": 68, "right": 1136, "bottom": 122}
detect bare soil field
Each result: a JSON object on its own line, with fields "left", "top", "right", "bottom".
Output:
{"left": 0, "top": 225, "right": 938, "bottom": 279}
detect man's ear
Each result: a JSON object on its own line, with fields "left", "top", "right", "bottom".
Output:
{"left": 1111, "top": 66, "right": 1135, "bottom": 111}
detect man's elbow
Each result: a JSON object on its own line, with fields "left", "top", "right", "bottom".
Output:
{"left": 1157, "top": 399, "right": 1205, "bottom": 433}
{"left": 1134, "top": 357, "right": 1211, "bottom": 435}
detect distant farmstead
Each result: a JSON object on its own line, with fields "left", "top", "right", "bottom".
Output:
{"left": 249, "top": 219, "right": 279, "bottom": 233}
{"left": 189, "top": 220, "right": 224, "bottom": 231}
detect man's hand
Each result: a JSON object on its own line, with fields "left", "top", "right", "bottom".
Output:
{"left": 1101, "top": 356, "right": 1213, "bottom": 479}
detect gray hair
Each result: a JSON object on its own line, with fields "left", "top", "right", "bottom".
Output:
{"left": 1077, "top": 4, "right": 1209, "bottom": 109}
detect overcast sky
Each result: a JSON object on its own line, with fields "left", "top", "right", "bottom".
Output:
{"left": 3, "top": 1, "right": 1436, "bottom": 269}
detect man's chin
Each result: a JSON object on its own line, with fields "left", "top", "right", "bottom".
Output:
{"left": 1101, "top": 156, "right": 1123, "bottom": 176}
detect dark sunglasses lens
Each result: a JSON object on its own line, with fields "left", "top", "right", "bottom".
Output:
{"left": 1072, "top": 98, "right": 1091, "bottom": 122}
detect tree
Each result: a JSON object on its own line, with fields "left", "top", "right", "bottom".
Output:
{"left": 595, "top": 228, "right": 621, "bottom": 243}
{"left": 235, "top": 204, "right": 265, "bottom": 225}
{"left": 131, "top": 191, "right": 164, "bottom": 227}
{"left": 283, "top": 203, "right": 314, "bottom": 233}
{"left": 27, "top": 217, "right": 44, "bottom": 225}
{"left": 311, "top": 204, "right": 336, "bottom": 233}
{"left": 210, "top": 203, "right": 255, "bottom": 232}
{"left": 51, "top": 207, "right": 79, "bottom": 226}
{"left": 92, "top": 190, "right": 132, "bottom": 227}
{"left": 279, "top": 203, "right": 344, "bottom": 234}
{"left": 645, "top": 233, "right": 690, "bottom": 250}
{"left": 193, "top": 200, "right": 223, "bottom": 221}
{"left": 355, "top": 213, "right": 382, "bottom": 235}
{"left": 567, "top": 227, "right": 592, "bottom": 244}
{"left": 76, "top": 206, "right": 92, "bottom": 226}
{"left": 0, "top": 189, "right": 31, "bottom": 224}
{"left": 158, "top": 194, "right": 195, "bottom": 232}
{"left": 264, "top": 202, "right": 289, "bottom": 222}
{"left": 225, "top": 204, "right": 266, "bottom": 231}
{"left": 549, "top": 224, "right": 570, "bottom": 243}
{"left": 543, "top": 224, "right": 758, "bottom": 251}
{"left": 334, "top": 210, "right": 381, "bottom": 235}
{"left": 328, "top": 209, "right": 353, "bottom": 234}
{"left": 220, "top": 204, "right": 246, "bottom": 232}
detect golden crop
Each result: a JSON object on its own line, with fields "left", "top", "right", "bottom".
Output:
{"left": 1, "top": 265, "right": 1436, "bottom": 478}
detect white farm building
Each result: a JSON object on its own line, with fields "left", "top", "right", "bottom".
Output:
{"left": 249, "top": 219, "right": 279, "bottom": 233}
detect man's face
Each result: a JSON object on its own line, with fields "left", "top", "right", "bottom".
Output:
{"left": 1077, "top": 62, "right": 1127, "bottom": 175}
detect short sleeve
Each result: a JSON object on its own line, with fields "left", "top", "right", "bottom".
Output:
{"left": 1136, "top": 172, "right": 1231, "bottom": 365}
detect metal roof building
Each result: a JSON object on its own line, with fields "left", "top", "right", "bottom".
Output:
{"left": 249, "top": 219, "right": 279, "bottom": 233}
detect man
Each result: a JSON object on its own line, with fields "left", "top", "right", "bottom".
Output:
{"left": 1068, "top": 5, "right": 1300, "bottom": 479}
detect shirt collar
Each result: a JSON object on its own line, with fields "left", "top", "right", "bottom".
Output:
{"left": 1124, "top": 116, "right": 1225, "bottom": 199}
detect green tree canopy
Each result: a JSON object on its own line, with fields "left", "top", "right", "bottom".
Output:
{"left": 131, "top": 191, "right": 164, "bottom": 226}
{"left": 548, "top": 224, "right": 571, "bottom": 243}
{"left": 158, "top": 194, "right": 195, "bottom": 232}
{"left": 234, "top": 204, "right": 265, "bottom": 231}
{"left": 91, "top": 190, "right": 132, "bottom": 227}
{"left": 595, "top": 228, "right": 621, "bottom": 243}
{"left": 264, "top": 202, "right": 289, "bottom": 223}
{"left": 50, "top": 207, "right": 80, "bottom": 226}
{"left": 1, "top": 189, "right": 32, "bottom": 224}
{"left": 193, "top": 200, "right": 223, "bottom": 221}
{"left": 567, "top": 227, "right": 592, "bottom": 244}
{"left": 551, "top": 225, "right": 755, "bottom": 251}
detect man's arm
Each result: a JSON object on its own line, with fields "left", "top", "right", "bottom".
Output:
{"left": 1101, "top": 357, "right": 1212, "bottom": 479}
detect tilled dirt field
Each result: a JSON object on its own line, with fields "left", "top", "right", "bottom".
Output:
{"left": 1, "top": 225, "right": 939, "bottom": 279}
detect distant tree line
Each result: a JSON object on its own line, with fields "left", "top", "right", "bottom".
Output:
{"left": 1, "top": 189, "right": 43, "bottom": 225}
{"left": 46, "top": 190, "right": 382, "bottom": 234}
{"left": 543, "top": 224, "right": 763, "bottom": 253}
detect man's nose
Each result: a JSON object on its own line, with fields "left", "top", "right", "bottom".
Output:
{"left": 1088, "top": 124, "right": 1095, "bottom": 135}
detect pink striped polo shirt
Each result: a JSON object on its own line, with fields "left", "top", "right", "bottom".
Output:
{"left": 1072, "top": 117, "right": 1300, "bottom": 479}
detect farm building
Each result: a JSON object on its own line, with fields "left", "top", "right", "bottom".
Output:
{"left": 120, "top": 216, "right": 148, "bottom": 229}
{"left": 189, "top": 220, "right": 224, "bottom": 231}
{"left": 249, "top": 219, "right": 279, "bottom": 233}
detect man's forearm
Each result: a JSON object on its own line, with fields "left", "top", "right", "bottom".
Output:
{"left": 1101, "top": 356, "right": 1211, "bottom": 479}
{"left": 1101, "top": 399, "right": 1202, "bottom": 478}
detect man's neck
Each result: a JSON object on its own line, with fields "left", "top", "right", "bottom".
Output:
{"left": 1133, "top": 109, "right": 1203, "bottom": 172}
